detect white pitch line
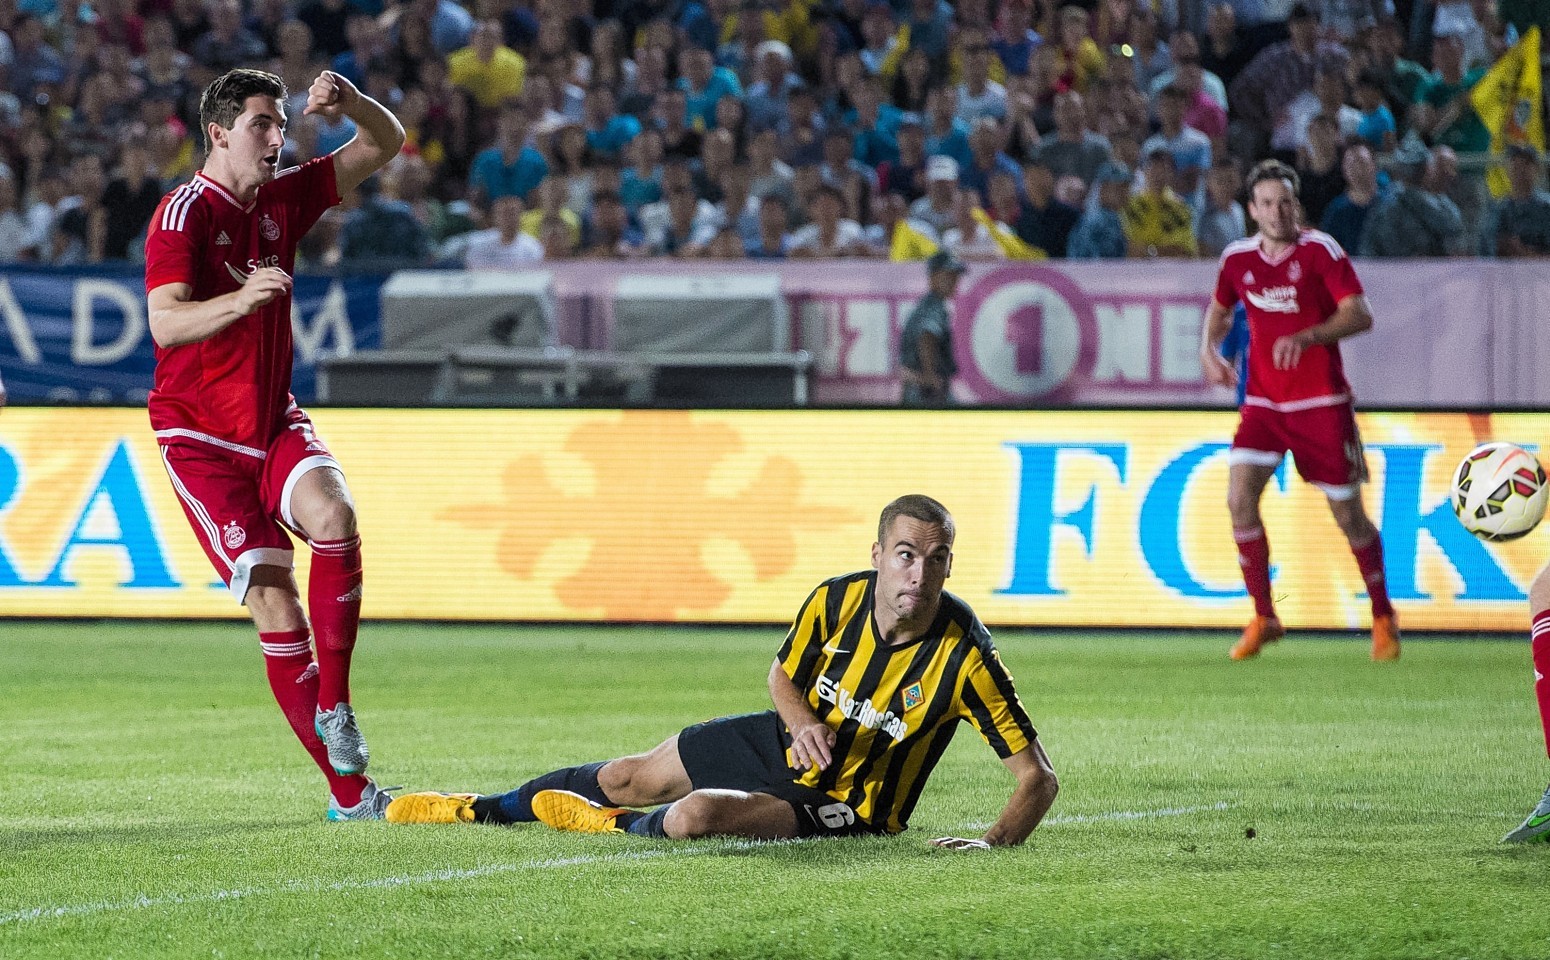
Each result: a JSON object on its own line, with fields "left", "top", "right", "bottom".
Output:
{"left": 960, "top": 800, "right": 1237, "bottom": 832}
{"left": 0, "top": 843, "right": 766, "bottom": 928}
{"left": 2, "top": 804, "right": 1234, "bottom": 928}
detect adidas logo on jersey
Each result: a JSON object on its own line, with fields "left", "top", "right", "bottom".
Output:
{"left": 216, "top": 230, "right": 232, "bottom": 245}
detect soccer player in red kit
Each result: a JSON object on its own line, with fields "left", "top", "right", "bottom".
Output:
{"left": 144, "top": 68, "right": 404, "bottom": 819}
{"left": 1505, "top": 564, "right": 1550, "bottom": 842}
{"left": 1199, "top": 159, "right": 1400, "bottom": 662}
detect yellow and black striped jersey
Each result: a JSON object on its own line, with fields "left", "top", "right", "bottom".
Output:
{"left": 774, "top": 570, "right": 1037, "bottom": 834}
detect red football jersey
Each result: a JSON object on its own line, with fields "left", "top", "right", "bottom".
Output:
{"left": 1212, "top": 229, "right": 1364, "bottom": 410}
{"left": 144, "top": 157, "right": 341, "bottom": 456}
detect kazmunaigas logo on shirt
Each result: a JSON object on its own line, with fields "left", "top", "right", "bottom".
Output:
{"left": 1245, "top": 285, "right": 1300, "bottom": 314}
{"left": 814, "top": 675, "right": 909, "bottom": 740}
{"left": 902, "top": 682, "right": 924, "bottom": 711}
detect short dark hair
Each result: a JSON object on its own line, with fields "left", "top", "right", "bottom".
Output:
{"left": 877, "top": 495, "right": 954, "bottom": 546}
{"left": 1247, "top": 158, "right": 1300, "bottom": 196}
{"left": 199, "top": 69, "right": 286, "bottom": 151}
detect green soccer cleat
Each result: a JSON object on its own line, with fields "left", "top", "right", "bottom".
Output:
{"left": 531, "top": 789, "right": 628, "bottom": 834}
{"left": 1502, "top": 781, "right": 1550, "bottom": 844}
{"left": 385, "top": 792, "right": 481, "bottom": 825}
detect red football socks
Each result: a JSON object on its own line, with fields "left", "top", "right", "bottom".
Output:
{"left": 308, "top": 535, "right": 363, "bottom": 712}
{"left": 1532, "top": 612, "right": 1550, "bottom": 757}
{"left": 259, "top": 629, "right": 366, "bottom": 807}
{"left": 1351, "top": 534, "right": 1394, "bottom": 618}
{"left": 1234, "top": 527, "right": 1276, "bottom": 617}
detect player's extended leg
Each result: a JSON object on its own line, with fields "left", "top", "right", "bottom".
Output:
{"left": 1324, "top": 493, "right": 1399, "bottom": 661}
{"left": 246, "top": 567, "right": 378, "bottom": 817}
{"left": 287, "top": 465, "right": 370, "bottom": 775}
{"left": 1227, "top": 461, "right": 1285, "bottom": 659}
{"left": 388, "top": 735, "right": 694, "bottom": 826}
{"left": 1504, "top": 561, "right": 1550, "bottom": 842}
{"left": 531, "top": 787, "right": 802, "bottom": 840}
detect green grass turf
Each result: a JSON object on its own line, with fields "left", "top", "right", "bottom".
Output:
{"left": 2, "top": 622, "right": 1548, "bottom": 960}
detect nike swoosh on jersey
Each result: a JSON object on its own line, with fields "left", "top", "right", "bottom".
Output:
{"left": 822, "top": 642, "right": 849, "bottom": 655}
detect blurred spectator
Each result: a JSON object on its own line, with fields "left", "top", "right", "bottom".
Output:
{"left": 904, "top": 0, "right": 954, "bottom": 61}
{"left": 992, "top": 0, "right": 1045, "bottom": 77}
{"left": 387, "top": 154, "right": 473, "bottom": 248}
{"left": 296, "top": 0, "right": 348, "bottom": 58}
{"left": 715, "top": 96, "right": 751, "bottom": 157}
{"left": 1050, "top": 5, "right": 1106, "bottom": 94}
{"left": 745, "top": 39, "right": 801, "bottom": 132}
{"left": 747, "top": 127, "right": 795, "bottom": 204}
{"left": 746, "top": 193, "right": 791, "bottom": 258}
{"left": 1126, "top": 6, "right": 1172, "bottom": 93}
{"left": 101, "top": 143, "right": 162, "bottom": 260}
{"left": 1314, "top": 0, "right": 1393, "bottom": 41}
{"left": 520, "top": 176, "right": 582, "bottom": 247}
{"left": 1352, "top": 69, "right": 1397, "bottom": 152}
{"left": 704, "top": 223, "right": 747, "bottom": 258}
{"left": 1364, "top": 17, "right": 1429, "bottom": 111}
{"left": 1484, "top": 144, "right": 1550, "bottom": 257}
{"left": 857, "top": 3, "right": 899, "bottom": 76}
{"left": 1031, "top": 91, "right": 1113, "bottom": 186}
{"left": 10, "top": 15, "right": 66, "bottom": 102}
{"left": 941, "top": 186, "right": 1003, "bottom": 258}
{"left": 1361, "top": 136, "right": 1464, "bottom": 256}
{"left": 961, "top": 117, "right": 1021, "bottom": 199}
{"left": 619, "top": 44, "right": 669, "bottom": 118}
{"left": 694, "top": 127, "right": 737, "bottom": 201}
{"left": 331, "top": 12, "right": 389, "bottom": 89}
{"left": 899, "top": 249, "right": 963, "bottom": 405}
{"left": 878, "top": 116, "right": 928, "bottom": 200}
{"left": 464, "top": 195, "right": 543, "bottom": 267}
{"left": 643, "top": 177, "right": 719, "bottom": 255}
{"left": 1319, "top": 143, "right": 1386, "bottom": 254}
{"left": 619, "top": 126, "right": 664, "bottom": 212}
{"left": 339, "top": 176, "right": 430, "bottom": 263}
{"left": 956, "top": 34, "right": 1008, "bottom": 123}
{"left": 1427, "top": 143, "right": 1490, "bottom": 244}
{"left": 716, "top": 164, "right": 761, "bottom": 247}
{"left": 720, "top": 3, "right": 769, "bottom": 83}
{"left": 447, "top": 19, "right": 527, "bottom": 110}
{"left": 891, "top": 46, "right": 936, "bottom": 113}
{"left": 819, "top": 126, "right": 876, "bottom": 192}
{"left": 51, "top": 154, "right": 108, "bottom": 264}
{"left": 1282, "top": 67, "right": 1359, "bottom": 153}
{"left": 923, "top": 86, "right": 973, "bottom": 168}
{"left": 788, "top": 181, "right": 868, "bottom": 256}
{"left": 397, "top": 0, "right": 474, "bottom": 58}
{"left": 1228, "top": 3, "right": 1348, "bottom": 159}
{"left": 539, "top": 213, "right": 575, "bottom": 260}
{"left": 656, "top": 88, "right": 704, "bottom": 161}
{"left": 1148, "top": 30, "right": 1228, "bottom": 114}
{"left": 0, "top": 170, "right": 39, "bottom": 261}
{"left": 910, "top": 156, "right": 962, "bottom": 234}
{"left": 582, "top": 83, "right": 641, "bottom": 159}
{"left": 1142, "top": 85, "right": 1212, "bottom": 202}
{"left": 469, "top": 103, "right": 548, "bottom": 205}
{"left": 270, "top": 20, "right": 323, "bottom": 117}
{"left": 1412, "top": 27, "right": 1490, "bottom": 153}
{"left": 193, "top": 0, "right": 268, "bottom": 74}
{"left": 1015, "top": 159, "right": 1082, "bottom": 257}
{"left": 1195, "top": 159, "right": 1247, "bottom": 256}
{"left": 1123, "top": 147, "right": 1196, "bottom": 256}
{"left": 581, "top": 189, "right": 646, "bottom": 257}
{"left": 1200, "top": 3, "right": 1255, "bottom": 88}
{"left": 1295, "top": 113, "right": 1344, "bottom": 225}
{"left": 851, "top": 78, "right": 903, "bottom": 168}
{"left": 679, "top": 45, "right": 743, "bottom": 131}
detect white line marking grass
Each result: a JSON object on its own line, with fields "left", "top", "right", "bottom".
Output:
{"left": 2, "top": 803, "right": 1236, "bottom": 927}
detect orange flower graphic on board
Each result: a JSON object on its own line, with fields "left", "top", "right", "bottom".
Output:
{"left": 441, "top": 412, "right": 858, "bottom": 619}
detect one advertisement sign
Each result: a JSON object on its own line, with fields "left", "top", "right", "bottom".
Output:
{"left": 0, "top": 408, "right": 1537, "bottom": 630}
{"left": 0, "top": 265, "right": 383, "bottom": 403}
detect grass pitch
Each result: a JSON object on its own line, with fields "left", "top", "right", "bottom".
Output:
{"left": 2, "top": 622, "right": 1548, "bottom": 960}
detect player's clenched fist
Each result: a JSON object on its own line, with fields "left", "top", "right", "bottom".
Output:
{"left": 788, "top": 721, "right": 836, "bottom": 772}
{"left": 1200, "top": 346, "right": 1237, "bottom": 388}
{"left": 303, "top": 70, "right": 359, "bottom": 120}
{"left": 234, "top": 267, "right": 293, "bottom": 316}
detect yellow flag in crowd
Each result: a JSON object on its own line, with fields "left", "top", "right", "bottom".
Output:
{"left": 972, "top": 208, "right": 1048, "bottom": 260}
{"left": 1471, "top": 26, "right": 1545, "bottom": 197}
{"left": 889, "top": 219, "right": 939, "bottom": 261}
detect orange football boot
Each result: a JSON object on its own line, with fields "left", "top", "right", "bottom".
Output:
{"left": 1230, "top": 615, "right": 1285, "bottom": 660}
{"left": 1371, "top": 613, "right": 1401, "bottom": 661}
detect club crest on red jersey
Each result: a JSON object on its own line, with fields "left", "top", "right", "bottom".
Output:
{"left": 1288, "top": 260, "right": 1303, "bottom": 282}
{"left": 222, "top": 521, "right": 247, "bottom": 550}
{"left": 260, "top": 215, "right": 280, "bottom": 241}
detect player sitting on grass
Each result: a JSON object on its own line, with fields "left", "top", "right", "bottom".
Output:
{"left": 387, "top": 495, "right": 1058, "bottom": 848}
{"left": 1505, "top": 560, "right": 1550, "bottom": 843}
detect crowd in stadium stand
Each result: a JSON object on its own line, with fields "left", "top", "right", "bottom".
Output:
{"left": 0, "top": 0, "right": 1548, "bottom": 267}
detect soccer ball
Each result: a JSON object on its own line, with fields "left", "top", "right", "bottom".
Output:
{"left": 1451, "top": 442, "right": 1548, "bottom": 541}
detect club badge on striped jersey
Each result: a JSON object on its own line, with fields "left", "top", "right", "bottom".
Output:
{"left": 902, "top": 682, "right": 924, "bottom": 711}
